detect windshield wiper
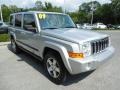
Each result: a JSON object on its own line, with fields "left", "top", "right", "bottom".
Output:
{"left": 43, "top": 27, "right": 58, "bottom": 30}
{"left": 64, "top": 26, "right": 76, "bottom": 28}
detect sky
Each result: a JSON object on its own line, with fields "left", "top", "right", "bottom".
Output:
{"left": 0, "top": 0, "right": 111, "bottom": 12}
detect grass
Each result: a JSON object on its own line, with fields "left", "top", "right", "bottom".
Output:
{"left": 0, "top": 34, "right": 9, "bottom": 42}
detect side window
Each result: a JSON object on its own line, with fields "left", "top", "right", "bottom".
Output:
{"left": 10, "top": 15, "right": 14, "bottom": 26}
{"left": 15, "top": 14, "right": 22, "bottom": 27}
{"left": 23, "top": 14, "right": 37, "bottom": 32}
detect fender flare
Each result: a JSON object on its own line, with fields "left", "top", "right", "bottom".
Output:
{"left": 43, "top": 41, "right": 72, "bottom": 73}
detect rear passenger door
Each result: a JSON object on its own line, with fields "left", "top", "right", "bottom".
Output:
{"left": 14, "top": 14, "right": 26, "bottom": 45}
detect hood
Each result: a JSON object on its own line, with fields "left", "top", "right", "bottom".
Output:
{"left": 41, "top": 28, "right": 108, "bottom": 43}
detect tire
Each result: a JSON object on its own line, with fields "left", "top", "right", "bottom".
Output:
{"left": 44, "top": 51, "right": 67, "bottom": 84}
{"left": 11, "top": 38, "right": 21, "bottom": 54}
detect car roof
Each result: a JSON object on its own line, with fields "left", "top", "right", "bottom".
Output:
{"left": 10, "top": 11, "right": 67, "bottom": 16}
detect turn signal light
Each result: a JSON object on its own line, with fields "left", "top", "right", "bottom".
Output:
{"left": 68, "top": 52, "right": 84, "bottom": 59}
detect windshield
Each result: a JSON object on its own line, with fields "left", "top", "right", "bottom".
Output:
{"left": 38, "top": 13, "right": 76, "bottom": 30}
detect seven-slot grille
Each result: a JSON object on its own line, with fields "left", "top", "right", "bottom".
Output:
{"left": 91, "top": 37, "right": 109, "bottom": 54}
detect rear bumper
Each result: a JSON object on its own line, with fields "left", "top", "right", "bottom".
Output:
{"left": 68, "top": 46, "right": 114, "bottom": 75}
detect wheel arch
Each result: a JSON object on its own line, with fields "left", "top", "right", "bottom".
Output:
{"left": 9, "top": 32, "right": 16, "bottom": 41}
{"left": 42, "top": 41, "right": 72, "bottom": 74}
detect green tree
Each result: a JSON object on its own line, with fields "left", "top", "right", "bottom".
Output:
{"left": 1, "top": 4, "right": 11, "bottom": 22}
{"left": 69, "top": 11, "right": 88, "bottom": 24}
{"left": 44, "top": 2, "right": 52, "bottom": 10}
{"left": 43, "top": 2, "right": 62, "bottom": 12}
{"left": 78, "top": 1, "right": 101, "bottom": 24}
{"left": 94, "top": 3, "right": 114, "bottom": 24}
{"left": 35, "top": 1, "right": 43, "bottom": 11}
{"left": 111, "top": 0, "right": 120, "bottom": 24}
{"left": 9, "top": 5, "right": 22, "bottom": 13}
{"left": 79, "top": 1, "right": 101, "bottom": 13}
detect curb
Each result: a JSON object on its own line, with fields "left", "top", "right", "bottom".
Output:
{"left": 0, "top": 42, "right": 10, "bottom": 46}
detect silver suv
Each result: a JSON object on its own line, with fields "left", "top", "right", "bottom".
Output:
{"left": 9, "top": 11, "right": 114, "bottom": 84}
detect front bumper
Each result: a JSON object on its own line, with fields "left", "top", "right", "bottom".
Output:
{"left": 68, "top": 46, "right": 114, "bottom": 75}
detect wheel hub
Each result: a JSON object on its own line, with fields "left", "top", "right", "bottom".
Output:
{"left": 46, "top": 58, "right": 60, "bottom": 78}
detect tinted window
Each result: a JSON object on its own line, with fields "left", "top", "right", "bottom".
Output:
{"left": 23, "top": 14, "right": 36, "bottom": 32}
{"left": 15, "top": 14, "right": 22, "bottom": 27}
{"left": 10, "top": 15, "right": 14, "bottom": 26}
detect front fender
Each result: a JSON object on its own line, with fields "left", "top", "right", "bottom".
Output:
{"left": 43, "top": 41, "right": 72, "bottom": 74}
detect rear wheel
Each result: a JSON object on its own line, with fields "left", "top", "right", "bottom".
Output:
{"left": 11, "top": 38, "right": 21, "bottom": 54}
{"left": 44, "top": 51, "right": 67, "bottom": 84}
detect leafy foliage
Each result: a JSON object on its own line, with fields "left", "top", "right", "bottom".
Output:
{"left": 0, "top": 34, "right": 9, "bottom": 42}
{"left": 79, "top": 1, "right": 101, "bottom": 13}
{"left": 71, "top": 0, "right": 120, "bottom": 24}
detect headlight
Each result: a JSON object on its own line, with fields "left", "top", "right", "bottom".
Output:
{"left": 81, "top": 42, "right": 91, "bottom": 57}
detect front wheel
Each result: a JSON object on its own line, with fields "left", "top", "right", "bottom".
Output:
{"left": 44, "top": 51, "right": 67, "bottom": 84}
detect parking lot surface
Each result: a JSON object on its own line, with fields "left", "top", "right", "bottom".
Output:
{"left": 0, "top": 31, "right": 120, "bottom": 90}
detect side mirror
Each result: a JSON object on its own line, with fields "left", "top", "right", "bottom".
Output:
{"left": 24, "top": 25, "right": 37, "bottom": 33}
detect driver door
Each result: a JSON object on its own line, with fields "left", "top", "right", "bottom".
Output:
{"left": 22, "top": 14, "right": 40, "bottom": 55}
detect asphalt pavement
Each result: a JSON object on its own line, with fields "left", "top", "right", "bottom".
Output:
{"left": 0, "top": 30, "right": 120, "bottom": 90}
